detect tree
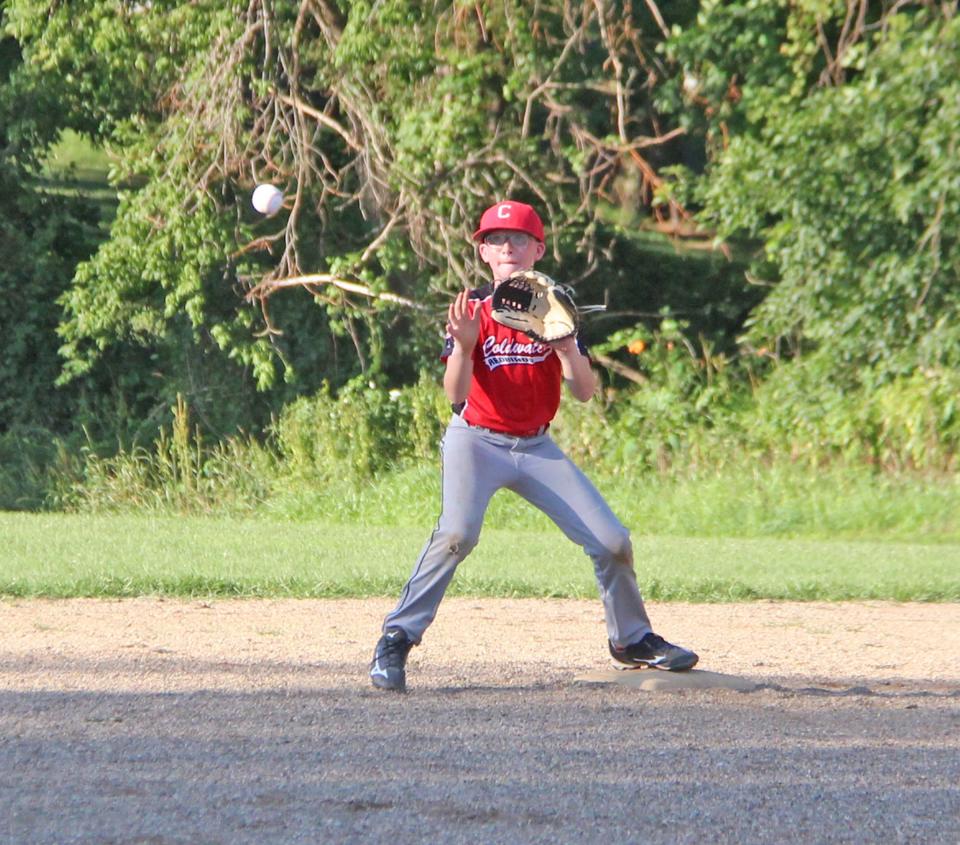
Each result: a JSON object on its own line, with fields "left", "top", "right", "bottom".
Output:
{"left": 665, "top": 1, "right": 960, "bottom": 381}
{"left": 658, "top": 0, "right": 960, "bottom": 463}
{"left": 11, "top": 0, "right": 709, "bottom": 411}
{"left": 0, "top": 6, "right": 103, "bottom": 434}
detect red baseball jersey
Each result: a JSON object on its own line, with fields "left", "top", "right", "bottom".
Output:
{"left": 442, "top": 285, "right": 587, "bottom": 435}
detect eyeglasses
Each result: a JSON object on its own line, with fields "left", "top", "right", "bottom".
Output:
{"left": 484, "top": 232, "right": 533, "bottom": 248}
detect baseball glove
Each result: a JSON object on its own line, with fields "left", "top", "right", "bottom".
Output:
{"left": 491, "top": 270, "right": 579, "bottom": 343}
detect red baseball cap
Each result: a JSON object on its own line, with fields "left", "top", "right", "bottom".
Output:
{"left": 472, "top": 200, "right": 545, "bottom": 242}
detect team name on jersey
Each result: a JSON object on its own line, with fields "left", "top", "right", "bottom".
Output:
{"left": 481, "top": 335, "right": 551, "bottom": 371}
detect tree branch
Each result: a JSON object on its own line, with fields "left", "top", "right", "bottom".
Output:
{"left": 591, "top": 351, "right": 649, "bottom": 385}
{"left": 246, "top": 273, "right": 430, "bottom": 311}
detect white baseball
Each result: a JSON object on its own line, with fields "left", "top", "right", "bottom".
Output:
{"left": 252, "top": 183, "right": 284, "bottom": 215}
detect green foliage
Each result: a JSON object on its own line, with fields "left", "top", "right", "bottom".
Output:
{"left": 555, "top": 315, "right": 742, "bottom": 473}
{"left": 58, "top": 395, "right": 276, "bottom": 515}
{"left": 3, "top": 0, "right": 321, "bottom": 453}
{"left": 657, "top": 0, "right": 794, "bottom": 139}
{"left": 58, "top": 376, "right": 450, "bottom": 515}
{"left": 3, "top": 0, "right": 960, "bottom": 509}
{"left": 0, "top": 426, "right": 63, "bottom": 510}
{"left": 682, "top": 7, "right": 960, "bottom": 386}
{"left": 0, "top": 12, "right": 107, "bottom": 439}
{"left": 56, "top": 352, "right": 960, "bottom": 543}
{"left": 0, "top": 171, "right": 103, "bottom": 432}
{"left": 7, "top": 0, "right": 709, "bottom": 401}
{"left": 56, "top": 181, "right": 286, "bottom": 396}
{"left": 273, "top": 370, "right": 450, "bottom": 483}
{"left": 648, "top": 2, "right": 960, "bottom": 473}
{"left": 745, "top": 361, "right": 960, "bottom": 471}
{"left": 4, "top": 0, "right": 225, "bottom": 141}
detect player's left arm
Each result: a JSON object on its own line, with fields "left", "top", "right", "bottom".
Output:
{"left": 549, "top": 336, "right": 597, "bottom": 402}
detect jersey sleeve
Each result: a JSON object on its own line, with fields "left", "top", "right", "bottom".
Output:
{"left": 440, "top": 333, "right": 455, "bottom": 361}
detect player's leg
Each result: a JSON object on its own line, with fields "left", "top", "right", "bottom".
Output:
{"left": 371, "top": 418, "right": 513, "bottom": 690}
{"left": 508, "top": 436, "right": 697, "bottom": 670}
{"left": 507, "top": 436, "right": 649, "bottom": 644}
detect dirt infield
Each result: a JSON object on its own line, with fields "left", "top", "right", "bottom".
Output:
{"left": 2, "top": 598, "right": 959, "bottom": 844}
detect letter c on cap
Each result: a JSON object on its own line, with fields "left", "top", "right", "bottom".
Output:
{"left": 496, "top": 204, "right": 512, "bottom": 219}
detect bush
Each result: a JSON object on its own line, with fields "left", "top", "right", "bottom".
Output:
{"left": 0, "top": 426, "right": 65, "bottom": 510}
{"left": 58, "top": 395, "right": 277, "bottom": 514}
{"left": 46, "top": 326, "right": 960, "bottom": 530}
{"left": 742, "top": 359, "right": 960, "bottom": 472}
{"left": 552, "top": 317, "right": 744, "bottom": 475}
{"left": 273, "top": 371, "right": 450, "bottom": 483}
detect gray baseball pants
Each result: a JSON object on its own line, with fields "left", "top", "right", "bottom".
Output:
{"left": 383, "top": 414, "right": 652, "bottom": 646}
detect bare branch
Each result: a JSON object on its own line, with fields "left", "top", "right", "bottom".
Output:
{"left": 591, "top": 351, "right": 649, "bottom": 385}
{"left": 246, "top": 273, "right": 430, "bottom": 311}
{"left": 642, "top": 0, "right": 670, "bottom": 39}
{"left": 161, "top": 0, "right": 694, "bottom": 367}
{"left": 274, "top": 92, "right": 361, "bottom": 151}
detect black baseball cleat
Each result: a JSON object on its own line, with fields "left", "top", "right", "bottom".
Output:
{"left": 609, "top": 632, "right": 699, "bottom": 671}
{"left": 369, "top": 628, "right": 415, "bottom": 691}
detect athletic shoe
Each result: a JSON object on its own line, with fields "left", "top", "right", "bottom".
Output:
{"left": 369, "top": 628, "right": 415, "bottom": 691}
{"left": 609, "top": 632, "right": 699, "bottom": 671}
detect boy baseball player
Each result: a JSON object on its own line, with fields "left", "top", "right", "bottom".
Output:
{"left": 370, "top": 200, "right": 698, "bottom": 691}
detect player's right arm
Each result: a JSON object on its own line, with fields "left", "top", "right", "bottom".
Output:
{"left": 443, "top": 290, "right": 481, "bottom": 404}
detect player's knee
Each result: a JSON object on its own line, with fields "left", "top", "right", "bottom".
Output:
{"left": 611, "top": 530, "right": 633, "bottom": 567}
{"left": 595, "top": 528, "right": 633, "bottom": 567}
{"left": 585, "top": 526, "right": 633, "bottom": 569}
{"left": 440, "top": 524, "right": 482, "bottom": 557}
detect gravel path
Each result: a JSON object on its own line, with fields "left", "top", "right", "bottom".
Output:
{"left": 1, "top": 598, "right": 958, "bottom": 844}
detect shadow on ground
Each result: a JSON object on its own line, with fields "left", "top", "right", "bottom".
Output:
{"left": 2, "top": 680, "right": 958, "bottom": 845}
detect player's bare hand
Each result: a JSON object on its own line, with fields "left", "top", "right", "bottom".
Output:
{"left": 547, "top": 335, "right": 579, "bottom": 357}
{"left": 446, "top": 290, "right": 481, "bottom": 352}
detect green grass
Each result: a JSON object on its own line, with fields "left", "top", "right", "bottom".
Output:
{"left": 33, "top": 129, "right": 118, "bottom": 225}
{"left": 42, "top": 129, "right": 112, "bottom": 182}
{"left": 2, "top": 512, "right": 957, "bottom": 601}
{"left": 264, "top": 461, "right": 960, "bottom": 543}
